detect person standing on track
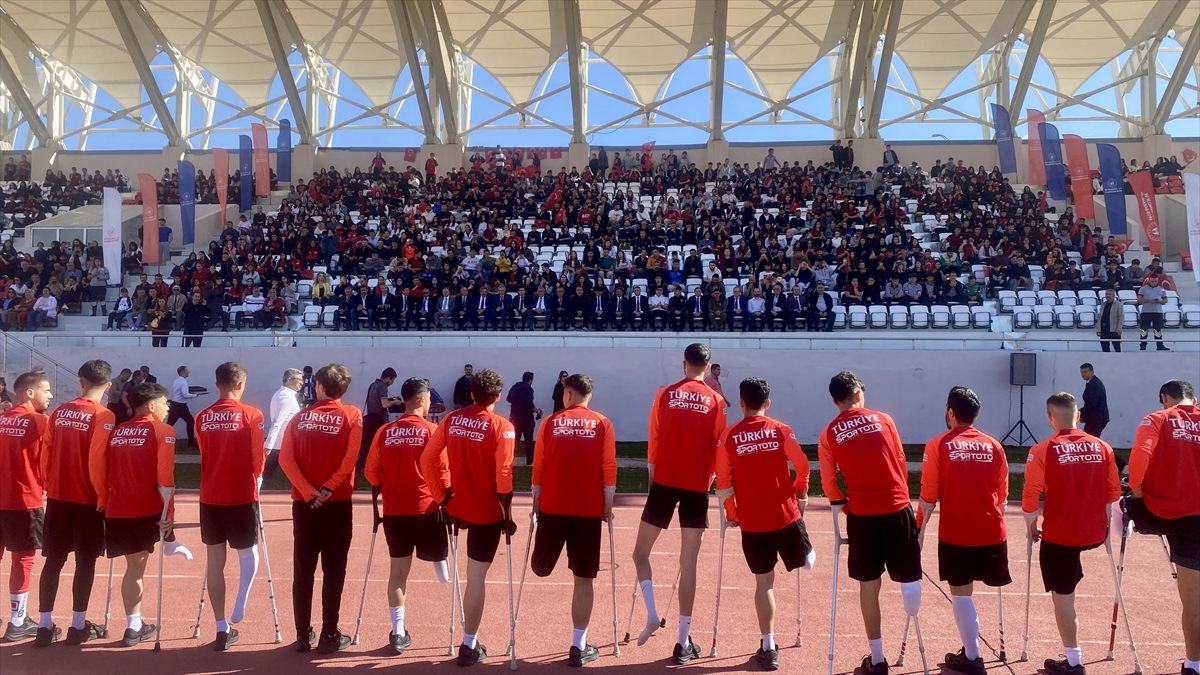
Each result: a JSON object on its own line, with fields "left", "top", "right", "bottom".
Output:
{"left": 195, "top": 362, "right": 265, "bottom": 651}
{"left": 631, "top": 343, "right": 727, "bottom": 664}
{"left": 530, "top": 373, "right": 617, "bottom": 668}
{"left": 818, "top": 371, "right": 922, "bottom": 675}
{"left": 167, "top": 366, "right": 199, "bottom": 448}
{"left": 916, "top": 387, "right": 1010, "bottom": 675}
{"left": 1122, "top": 379, "right": 1200, "bottom": 675}
{"left": 420, "top": 368, "right": 515, "bottom": 667}
{"left": 278, "top": 363, "right": 362, "bottom": 655}
{"left": 262, "top": 368, "right": 303, "bottom": 483}
{"left": 93, "top": 382, "right": 192, "bottom": 649}
{"left": 1022, "top": 392, "right": 1121, "bottom": 675}
{"left": 35, "top": 360, "right": 115, "bottom": 646}
{"left": 0, "top": 372, "right": 52, "bottom": 643}
{"left": 715, "top": 376, "right": 814, "bottom": 672}
{"left": 364, "top": 377, "right": 450, "bottom": 656}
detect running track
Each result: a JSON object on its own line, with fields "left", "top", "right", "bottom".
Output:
{"left": 1, "top": 493, "right": 1185, "bottom": 674}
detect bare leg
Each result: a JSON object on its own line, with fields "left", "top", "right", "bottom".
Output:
{"left": 572, "top": 576, "right": 594, "bottom": 631}
{"left": 860, "top": 578, "right": 883, "bottom": 641}
{"left": 462, "top": 558, "right": 491, "bottom": 637}
{"left": 631, "top": 520, "right": 663, "bottom": 643}
{"left": 755, "top": 571, "right": 776, "bottom": 636}
{"left": 206, "top": 545, "right": 227, "bottom": 622}
{"left": 122, "top": 553, "right": 149, "bottom": 616}
{"left": 1051, "top": 592, "right": 1079, "bottom": 648}
{"left": 388, "top": 556, "right": 413, "bottom": 608}
{"left": 677, "top": 528, "right": 704, "bottom": 619}
{"left": 1179, "top": 566, "right": 1200, "bottom": 661}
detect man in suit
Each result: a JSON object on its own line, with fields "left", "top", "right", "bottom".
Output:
{"left": 455, "top": 287, "right": 472, "bottom": 330}
{"left": 668, "top": 286, "right": 688, "bottom": 331}
{"left": 506, "top": 371, "right": 542, "bottom": 465}
{"left": 787, "top": 285, "right": 807, "bottom": 330}
{"left": 727, "top": 285, "right": 748, "bottom": 330}
{"left": 366, "top": 285, "right": 395, "bottom": 330}
{"left": 452, "top": 364, "right": 473, "bottom": 409}
{"left": 335, "top": 286, "right": 360, "bottom": 331}
{"left": 470, "top": 286, "right": 493, "bottom": 330}
{"left": 589, "top": 286, "right": 609, "bottom": 330}
{"left": 767, "top": 284, "right": 788, "bottom": 331}
{"left": 566, "top": 286, "right": 589, "bottom": 330}
{"left": 530, "top": 286, "right": 552, "bottom": 330}
{"left": 806, "top": 282, "right": 836, "bottom": 332}
{"left": 393, "top": 287, "right": 413, "bottom": 330}
{"left": 628, "top": 285, "right": 647, "bottom": 331}
{"left": 1078, "top": 363, "right": 1110, "bottom": 440}
{"left": 510, "top": 286, "right": 531, "bottom": 330}
{"left": 686, "top": 286, "right": 708, "bottom": 331}
{"left": 433, "top": 287, "right": 453, "bottom": 329}
{"left": 611, "top": 286, "right": 630, "bottom": 331}
{"left": 551, "top": 286, "right": 570, "bottom": 330}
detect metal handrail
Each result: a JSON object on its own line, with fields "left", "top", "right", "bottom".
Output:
{"left": 1, "top": 331, "right": 81, "bottom": 404}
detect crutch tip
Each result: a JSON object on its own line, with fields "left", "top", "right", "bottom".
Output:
{"left": 273, "top": 636, "right": 282, "bottom": 644}
{"left": 1019, "top": 651, "right": 1028, "bottom": 662}
{"left": 659, "top": 618, "right": 666, "bottom": 628}
{"left": 191, "top": 629, "right": 200, "bottom": 639}
{"left": 153, "top": 643, "right": 161, "bottom": 652}
{"left": 1133, "top": 665, "right": 1143, "bottom": 675}
{"left": 351, "top": 636, "right": 360, "bottom": 645}
{"left": 1000, "top": 651, "right": 1007, "bottom": 662}
{"left": 509, "top": 658, "right": 518, "bottom": 671}
{"left": 614, "top": 646, "right": 620, "bottom": 656}
{"left": 794, "top": 637, "right": 803, "bottom": 647}
{"left": 1105, "top": 651, "right": 1115, "bottom": 661}
{"left": 896, "top": 656, "right": 906, "bottom": 666}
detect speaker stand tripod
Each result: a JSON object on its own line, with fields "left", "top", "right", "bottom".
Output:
{"left": 1001, "top": 385, "right": 1037, "bottom": 447}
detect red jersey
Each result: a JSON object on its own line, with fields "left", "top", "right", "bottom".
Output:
{"left": 818, "top": 407, "right": 909, "bottom": 516}
{"left": 0, "top": 403, "right": 50, "bottom": 510}
{"left": 1128, "top": 404, "right": 1200, "bottom": 520}
{"left": 278, "top": 399, "right": 362, "bottom": 503}
{"left": 196, "top": 398, "right": 266, "bottom": 506}
{"left": 1022, "top": 428, "right": 1121, "bottom": 547}
{"left": 365, "top": 414, "right": 441, "bottom": 516}
{"left": 96, "top": 415, "right": 175, "bottom": 519}
{"left": 647, "top": 379, "right": 727, "bottom": 493}
{"left": 918, "top": 426, "right": 1008, "bottom": 547}
{"left": 532, "top": 406, "right": 617, "bottom": 519}
{"left": 44, "top": 398, "right": 114, "bottom": 505}
{"left": 420, "top": 405, "right": 514, "bottom": 525}
{"left": 716, "top": 415, "right": 810, "bottom": 533}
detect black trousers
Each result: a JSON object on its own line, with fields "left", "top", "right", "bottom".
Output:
{"left": 513, "top": 419, "right": 535, "bottom": 465}
{"left": 1099, "top": 328, "right": 1121, "bottom": 352}
{"left": 291, "top": 500, "right": 352, "bottom": 638}
{"left": 358, "top": 414, "right": 385, "bottom": 470}
{"left": 38, "top": 553, "right": 97, "bottom": 613}
{"left": 167, "top": 401, "right": 195, "bottom": 443}
{"left": 182, "top": 332, "right": 203, "bottom": 347}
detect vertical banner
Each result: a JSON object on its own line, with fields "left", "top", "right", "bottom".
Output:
{"left": 1039, "top": 123, "right": 1066, "bottom": 201}
{"left": 1097, "top": 143, "right": 1126, "bottom": 236}
{"left": 137, "top": 173, "right": 160, "bottom": 263}
{"left": 178, "top": 160, "right": 196, "bottom": 246}
{"left": 239, "top": 135, "right": 253, "bottom": 212}
{"left": 102, "top": 187, "right": 123, "bottom": 276}
{"left": 990, "top": 103, "right": 1017, "bottom": 174}
{"left": 1128, "top": 169, "right": 1162, "bottom": 255}
{"left": 1185, "top": 172, "right": 1200, "bottom": 284}
{"left": 251, "top": 123, "right": 270, "bottom": 197}
{"left": 403, "top": 147, "right": 418, "bottom": 163}
{"left": 214, "top": 148, "right": 229, "bottom": 223}
{"left": 1027, "top": 109, "right": 1046, "bottom": 186}
{"left": 1062, "top": 134, "right": 1094, "bottom": 219}
{"left": 276, "top": 119, "right": 292, "bottom": 183}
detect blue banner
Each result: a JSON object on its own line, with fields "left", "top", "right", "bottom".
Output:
{"left": 277, "top": 119, "right": 292, "bottom": 183}
{"left": 239, "top": 135, "right": 253, "bottom": 212}
{"left": 178, "top": 160, "right": 195, "bottom": 246}
{"left": 1097, "top": 143, "right": 1127, "bottom": 236}
{"left": 990, "top": 103, "right": 1017, "bottom": 174}
{"left": 1039, "top": 122, "right": 1066, "bottom": 201}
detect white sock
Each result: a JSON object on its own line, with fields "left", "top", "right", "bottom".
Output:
{"left": 869, "top": 637, "right": 885, "bottom": 665}
{"left": 389, "top": 605, "right": 404, "bottom": 636}
{"left": 165, "top": 540, "right": 193, "bottom": 560}
{"left": 39, "top": 611, "right": 52, "bottom": 629}
{"left": 230, "top": 546, "right": 259, "bottom": 623}
{"left": 127, "top": 613, "right": 142, "bottom": 631}
{"left": 636, "top": 579, "right": 659, "bottom": 645}
{"left": 1064, "top": 646, "right": 1082, "bottom": 667}
{"left": 1184, "top": 658, "right": 1199, "bottom": 673}
{"left": 762, "top": 633, "right": 775, "bottom": 651}
{"left": 900, "top": 580, "right": 922, "bottom": 616}
{"left": 10, "top": 592, "right": 27, "bottom": 624}
{"left": 677, "top": 615, "right": 691, "bottom": 648}
{"left": 463, "top": 632, "right": 477, "bottom": 649}
{"left": 433, "top": 559, "right": 449, "bottom": 583}
{"left": 951, "top": 596, "right": 979, "bottom": 660}
{"left": 216, "top": 618, "right": 229, "bottom": 633}
{"left": 803, "top": 548, "right": 817, "bottom": 570}
{"left": 572, "top": 628, "right": 587, "bottom": 650}
{"left": 71, "top": 611, "right": 85, "bottom": 630}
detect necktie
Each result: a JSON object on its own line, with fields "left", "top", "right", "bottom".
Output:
{"left": 480, "top": 297, "right": 485, "bottom": 310}
{"left": 695, "top": 298, "right": 701, "bottom": 312}
{"left": 537, "top": 297, "right": 544, "bottom": 310}
{"left": 597, "top": 298, "right": 602, "bottom": 312}
{"left": 518, "top": 297, "right": 524, "bottom": 311}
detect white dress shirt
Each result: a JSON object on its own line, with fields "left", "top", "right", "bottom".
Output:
{"left": 747, "top": 296, "right": 766, "bottom": 312}
{"left": 266, "top": 385, "right": 302, "bottom": 450}
{"left": 170, "top": 376, "right": 197, "bottom": 404}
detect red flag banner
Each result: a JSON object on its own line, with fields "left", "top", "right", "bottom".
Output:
{"left": 251, "top": 123, "right": 270, "bottom": 197}
{"left": 549, "top": 147, "right": 562, "bottom": 159}
{"left": 1183, "top": 148, "right": 1198, "bottom": 166}
{"left": 138, "top": 173, "right": 160, "bottom": 263}
{"left": 1128, "top": 169, "right": 1162, "bottom": 256}
{"left": 534, "top": 147, "right": 547, "bottom": 160}
{"left": 1027, "top": 109, "right": 1046, "bottom": 186}
{"left": 641, "top": 141, "right": 656, "bottom": 152}
{"left": 403, "top": 148, "right": 418, "bottom": 163}
{"left": 1063, "top": 134, "right": 1094, "bottom": 219}
{"left": 213, "top": 148, "right": 229, "bottom": 221}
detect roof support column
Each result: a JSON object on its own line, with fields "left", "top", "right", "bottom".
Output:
{"left": 390, "top": 0, "right": 438, "bottom": 144}
{"left": 0, "top": 51, "right": 57, "bottom": 149}
{"left": 418, "top": 0, "right": 460, "bottom": 144}
{"left": 840, "top": 0, "right": 876, "bottom": 137}
{"left": 1008, "top": 0, "right": 1056, "bottom": 120}
{"left": 865, "top": 0, "right": 903, "bottom": 137}
{"left": 1151, "top": 10, "right": 1200, "bottom": 134}
{"left": 709, "top": 0, "right": 728, "bottom": 142}
{"left": 564, "top": 0, "right": 588, "bottom": 144}
{"left": 107, "top": 0, "right": 183, "bottom": 147}
{"left": 255, "top": 0, "right": 313, "bottom": 145}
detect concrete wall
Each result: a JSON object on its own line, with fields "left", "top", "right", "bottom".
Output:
{"left": 32, "top": 344, "right": 1190, "bottom": 447}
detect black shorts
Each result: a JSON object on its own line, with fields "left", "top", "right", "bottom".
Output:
{"left": 641, "top": 482, "right": 709, "bottom": 529}
{"left": 89, "top": 286, "right": 107, "bottom": 302}
{"left": 456, "top": 520, "right": 504, "bottom": 564}
{"left": 1125, "top": 497, "right": 1200, "bottom": 572}
{"left": 846, "top": 506, "right": 922, "bottom": 583}
{"left": 741, "top": 518, "right": 813, "bottom": 575}
{"left": 42, "top": 498, "right": 106, "bottom": 560}
{"left": 383, "top": 513, "right": 448, "bottom": 562}
{"left": 105, "top": 515, "right": 162, "bottom": 558}
{"left": 1139, "top": 313, "right": 1165, "bottom": 331}
{"left": 532, "top": 512, "right": 602, "bottom": 579}
{"left": 1040, "top": 540, "right": 1101, "bottom": 595}
{"left": 0, "top": 508, "right": 44, "bottom": 551}
{"left": 938, "top": 541, "right": 1012, "bottom": 588}
{"left": 200, "top": 502, "right": 259, "bottom": 550}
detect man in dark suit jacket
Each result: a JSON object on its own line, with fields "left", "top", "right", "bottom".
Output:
{"left": 610, "top": 286, "right": 630, "bottom": 330}
{"left": 589, "top": 287, "right": 609, "bottom": 330}
{"left": 566, "top": 286, "right": 588, "bottom": 329}
{"left": 454, "top": 287, "right": 472, "bottom": 330}
{"left": 366, "top": 286, "right": 395, "bottom": 330}
{"left": 530, "top": 286, "right": 552, "bottom": 329}
{"left": 470, "top": 287, "right": 494, "bottom": 330}
{"left": 787, "top": 286, "right": 807, "bottom": 330}
{"left": 393, "top": 287, "right": 414, "bottom": 330}
{"left": 452, "top": 364, "right": 473, "bottom": 409}
{"left": 685, "top": 287, "right": 708, "bottom": 331}
{"left": 627, "top": 286, "right": 647, "bottom": 330}
{"left": 668, "top": 287, "right": 688, "bottom": 331}
{"left": 806, "top": 282, "right": 836, "bottom": 332}
{"left": 1079, "top": 363, "right": 1110, "bottom": 439}
{"left": 506, "top": 371, "right": 541, "bottom": 465}
{"left": 727, "top": 285, "right": 748, "bottom": 330}
{"left": 767, "top": 285, "right": 788, "bottom": 331}
{"left": 551, "top": 286, "right": 570, "bottom": 330}
{"left": 509, "top": 286, "right": 531, "bottom": 329}
{"left": 335, "top": 286, "right": 361, "bottom": 331}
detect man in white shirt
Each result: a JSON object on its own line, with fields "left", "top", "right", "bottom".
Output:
{"left": 168, "top": 365, "right": 201, "bottom": 447}
{"left": 242, "top": 287, "right": 266, "bottom": 329}
{"left": 648, "top": 287, "right": 670, "bottom": 331}
{"left": 263, "top": 368, "right": 304, "bottom": 482}
{"left": 746, "top": 287, "right": 767, "bottom": 332}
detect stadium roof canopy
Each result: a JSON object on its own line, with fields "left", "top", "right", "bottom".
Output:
{"left": 0, "top": 0, "right": 1196, "bottom": 151}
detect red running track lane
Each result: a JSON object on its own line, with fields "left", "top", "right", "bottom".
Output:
{"left": 0, "top": 493, "right": 1186, "bottom": 674}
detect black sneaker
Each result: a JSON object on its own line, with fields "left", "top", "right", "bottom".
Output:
{"left": 214, "top": 628, "right": 239, "bottom": 651}
{"left": 121, "top": 623, "right": 156, "bottom": 647}
{"left": 316, "top": 631, "right": 350, "bottom": 654}
{"left": 387, "top": 630, "right": 412, "bottom": 655}
{"left": 1158, "top": 344, "right": 1171, "bottom": 351}
{"left": 944, "top": 649, "right": 986, "bottom": 675}
{"left": 569, "top": 644, "right": 599, "bottom": 667}
{"left": 672, "top": 638, "right": 701, "bottom": 665}
{"left": 33, "top": 625, "right": 62, "bottom": 648}
{"left": 755, "top": 646, "right": 780, "bottom": 671}
{"left": 858, "top": 655, "right": 888, "bottom": 675}
{"left": 457, "top": 641, "right": 487, "bottom": 666}
{"left": 65, "top": 621, "right": 105, "bottom": 646}
{"left": 1182, "top": 665, "right": 1199, "bottom": 675}
{"left": 3, "top": 617, "right": 38, "bottom": 642}
{"left": 295, "top": 628, "right": 317, "bottom": 652}
{"left": 1044, "top": 657, "right": 1086, "bottom": 675}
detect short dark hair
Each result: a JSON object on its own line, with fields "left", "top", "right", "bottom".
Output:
{"left": 1160, "top": 379, "right": 1195, "bottom": 401}
{"left": 1046, "top": 392, "right": 1077, "bottom": 412}
{"left": 400, "top": 377, "right": 431, "bottom": 401}
{"left": 215, "top": 362, "right": 248, "bottom": 387}
{"left": 471, "top": 369, "right": 504, "bottom": 405}
{"left": 829, "top": 371, "right": 865, "bottom": 403}
{"left": 1080, "top": 363, "right": 1094, "bottom": 371}
{"left": 315, "top": 364, "right": 353, "bottom": 399}
{"left": 740, "top": 377, "right": 770, "bottom": 410}
{"left": 13, "top": 371, "right": 48, "bottom": 396}
{"left": 946, "top": 386, "right": 981, "bottom": 424}
{"left": 381, "top": 367, "right": 398, "bottom": 380}
{"left": 78, "top": 359, "right": 111, "bottom": 387}
{"left": 522, "top": 371, "right": 534, "bottom": 384}
{"left": 129, "top": 382, "right": 168, "bottom": 409}
{"left": 177, "top": 365, "right": 188, "bottom": 375}
{"left": 683, "top": 343, "right": 710, "bottom": 367}
{"left": 564, "top": 373, "right": 593, "bottom": 398}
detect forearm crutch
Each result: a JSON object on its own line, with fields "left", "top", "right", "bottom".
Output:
{"left": 102, "top": 557, "right": 114, "bottom": 639}
{"left": 1105, "top": 520, "right": 1144, "bottom": 674}
{"left": 608, "top": 516, "right": 620, "bottom": 656}
{"left": 828, "top": 502, "right": 846, "bottom": 675}
{"left": 352, "top": 488, "right": 383, "bottom": 646}
{"left": 256, "top": 504, "right": 282, "bottom": 644}
{"left": 709, "top": 515, "right": 728, "bottom": 658}
{"left": 794, "top": 566, "right": 803, "bottom": 647}
{"left": 1020, "top": 535, "right": 1034, "bottom": 661}
{"left": 152, "top": 491, "right": 172, "bottom": 652}
{"left": 191, "top": 570, "right": 207, "bottom": 639}
{"left": 508, "top": 512, "right": 536, "bottom": 657}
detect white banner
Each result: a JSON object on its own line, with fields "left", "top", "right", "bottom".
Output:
{"left": 1185, "top": 173, "right": 1200, "bottom": 285}
{"left": 102, "top": 187, "right": 122, "bottom": 279}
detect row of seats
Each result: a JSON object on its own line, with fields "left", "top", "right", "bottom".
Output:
{"left": 997, "top": 289, "right": 1182, "bottom": 311}
{"left": 1011, "top": 303, "right": 1199, "bottom": 329}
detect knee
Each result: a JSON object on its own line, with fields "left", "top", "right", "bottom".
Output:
{"left": 901, "top": 580, "right": 921, "bottom": 616}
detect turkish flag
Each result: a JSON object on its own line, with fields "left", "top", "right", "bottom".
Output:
{"left": 1183, "top": 148, "right": 1198, "bottom": 166}
{"left": 534, "top": 147, "right": 547, "bottom": 159}
{"left": 641, "top": 141, "right": 656, "bottom": 152}
{"left": 550, "top": 147, "right": 562, "bottom": 159}
{"left": 403, "top": 148, "right": 418, "bottom": 163}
